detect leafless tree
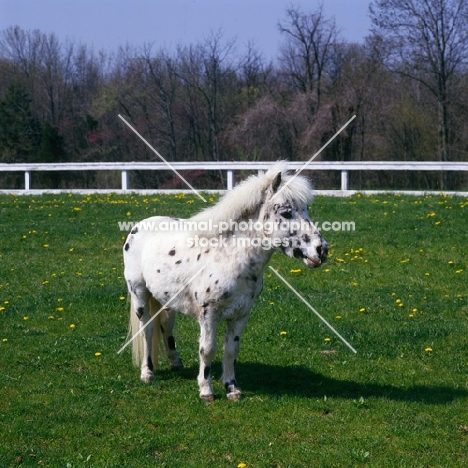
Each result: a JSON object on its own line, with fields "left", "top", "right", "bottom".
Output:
{"left": 370, "top": 0, "right": 468, "bottom": 177}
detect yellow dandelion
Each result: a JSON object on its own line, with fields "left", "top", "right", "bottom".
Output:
{"left": 70, "top": 323, "right": 76, "bottom": 329}
{"left": 69, "top": 248, "right": 74, "bottom": 252}
{"left": 23, "top": 316, "right": 29, "bottom": 321}
{"left": 280, "top": 331, "right": 287, "bottom": 336}
{"left": 412, "top": 308, "right": 418, "bottom": 312}
{"left": 48, "top": 316, "right": 54, "bottom": 320}
{"left": 43, "top": 244, "right": 49, "bottom": 248}
{"left": 425, "top": 347, "right": 433, "bottom": 352}
{"left": 119, "top": 296, "right": 126, "bottom": 301}
{"left": 95, "top": 352, "right": 102, "bottom": 356}
{"left": 398, "top": 303, "right": 404, "bottom": 307}
{"left": 425, "top": 272, "right": 430, "bottom": 276}
{"left": 396, "top": 299, "right": 401, "bottom": 303}
{"left": 238, "top": 463, "right": 247, "bottom": 468}
{"left": 359, "top": 308, "right": 365, "bottom": 313}
{"left": 324, "top": 268, "right": 330, "bottom": 272}
{"left": 0, "top": 307, "right": 5, "bottom": 312}
{"left": 336, "top": 315, "right": 342, "bottom": 319}
{"left": 290, "top": 269, "right": 302, "bottom": 273}
{"left": 324, "top": 337, "right": 331, "bottom": 342}
{"left": 456, "top": 270, "right": 463, "bottom": 274}
{"left": 448, "top": 260, "right": 454, "bottom": 264}
{"left": 56, "top": 307, "right": 64, "bottom": 312}
{"left": 269, "top": 301, "right": 274, "bottom": 305}
{"left": 400, "top": 259, "right": 410, "bottom": 263}
{"left": 409, "top": 314, "right": 414, "bottom": 318}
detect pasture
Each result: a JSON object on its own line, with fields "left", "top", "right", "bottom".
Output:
{"left": 0, "top": 191, "right": 467, "bottom": 467}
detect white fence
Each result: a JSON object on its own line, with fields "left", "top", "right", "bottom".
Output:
{"left": 0, "top": 161, "right": 467, "bottom": 196}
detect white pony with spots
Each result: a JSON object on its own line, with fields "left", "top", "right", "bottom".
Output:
{"left": 123, "top": 161, "right": 328, "bottom": 401}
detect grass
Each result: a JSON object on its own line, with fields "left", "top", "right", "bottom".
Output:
{"left": 0, "top": 191, "right": 467, "bottom": 467}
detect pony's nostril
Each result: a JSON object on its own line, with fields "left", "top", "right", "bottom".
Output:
{"left": 316, "top": 245, "right": 322, "bottom": 257}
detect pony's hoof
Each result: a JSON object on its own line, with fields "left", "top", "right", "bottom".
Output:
{"left": 140, "top": 372, "right": 154, "bottom": 383}
{"left": 200, "top": 394, "right": 215, "bottom": 403}
{"left": 227, "top": 390, "right": 242, "bottom": 401}
{"left": 170, "top": 361, "right": 184, "bottom": 371}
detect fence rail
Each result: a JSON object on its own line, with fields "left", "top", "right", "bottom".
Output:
{"left": 1, "top": 161, "right": 467, "bottom": 196}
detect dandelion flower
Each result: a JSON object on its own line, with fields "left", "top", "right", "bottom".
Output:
{"left": 56, "top": 307, "right": 64, "bottom": 312}
{"left": 324, "top": 337, "right": 331, "bottom": 342}
{"left": 43, "top": 244, "right": 49, "bottom": 248}
{"left": 359, "top": 308, "right": 365, "bottom": 313}
{"left": 2, "top": 338, "right": 7, "bottom": 342}
{"left": 425, "top": 347, "right": 433, "bottom": 352}
{"left": 290, "top": 269, "right": 301, "bottom": 273}
{"left": 238, "top": 464, "right": 247, "bottom": 468}
{"left": 23, "top": 316, "right": 29, "bottom": 321}
{"left": 280, "top": 331, "right": 287, "bottom": 336}
{"left": 95, "top": 352, "right": 102, "bottom": 356}
{"left": 336, "top": 315, "right": 342, "bottom": 319}
{"left": 70, "top": 323, "right": 76, "bottom": 329}
{"left": 119, "top": 296, "right": 126, "bottom": 301}
{"left": 0, "top": 307, "right": 5, "bottom": 312}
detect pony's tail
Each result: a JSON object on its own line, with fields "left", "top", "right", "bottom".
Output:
{"left": 129, "top": 296, "right": 161, "bottom": 369}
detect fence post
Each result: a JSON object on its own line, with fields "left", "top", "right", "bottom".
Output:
{"left": 341, "top": 170, "right": 349, "bottom": 191}
{"left": 25, "top": 171, "right": 31, "bottom": 191}
{"left": 121, "top": 170, "right": 128, "bottom": 191}
{"left": 227, "top": 170, "right": 234, "bottom": 190}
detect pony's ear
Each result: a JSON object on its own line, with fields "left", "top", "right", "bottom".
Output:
{"left": 272, "top": 172, "right": 282, "bottom": 193}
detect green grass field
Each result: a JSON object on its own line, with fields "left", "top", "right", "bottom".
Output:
{"left": 1, "top": 192, "right": 467, "bottom": 467}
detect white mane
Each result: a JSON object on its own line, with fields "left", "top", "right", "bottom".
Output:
{"left": 190, "top": 161, "right": 313, "bottom": 227}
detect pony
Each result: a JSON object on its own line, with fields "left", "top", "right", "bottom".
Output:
{"left": 123, "top": 161, "right": 328, "bottom": 402}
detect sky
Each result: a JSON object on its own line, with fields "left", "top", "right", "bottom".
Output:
{"left": 0, "top": 0, "right": 372, "bottom": 60}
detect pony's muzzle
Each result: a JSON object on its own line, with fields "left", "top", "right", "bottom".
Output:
{"left": 303, "top": 239, "right": 328, "bottom": 268}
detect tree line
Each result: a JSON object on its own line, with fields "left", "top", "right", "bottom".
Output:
{"left": 0, "top": 1, "right": 467, "bottom": 190}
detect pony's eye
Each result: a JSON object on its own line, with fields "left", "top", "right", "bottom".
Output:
{"left": 280, "top": 211, "right": 293, "bottom": 219}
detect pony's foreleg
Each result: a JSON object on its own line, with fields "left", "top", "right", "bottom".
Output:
{"left": 222, "top": 315, "right": 250, "bottom": 401}
{"left": 159, "top": 308, "right": 184, "bottom": 370}
{"left": 197, "top": 315, "right": 218, "bottom": 402}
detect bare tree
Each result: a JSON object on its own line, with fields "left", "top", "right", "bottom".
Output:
{"left": 278, "top": 4, "right": 338, "bottom": 110}
{"left": 370, "top": 0, "right": 468, "bottom": 177}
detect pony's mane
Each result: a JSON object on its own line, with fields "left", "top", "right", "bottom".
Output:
{"left": 190, "top": 161, "right": 313, "bottom": 227}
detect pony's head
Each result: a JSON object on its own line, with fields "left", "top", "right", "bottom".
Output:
{"left": 260, "top": 162, "right": 328, "bottom": 268}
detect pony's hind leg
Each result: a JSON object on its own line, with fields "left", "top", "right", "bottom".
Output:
{"left": 131, "top": 285, "right": 156, "bottom": 383}
{"left": 197, "top": 315, "right": 218, "bottom": 402}
{"left": 159, "top": 308, "right": 184, "bottom": 370}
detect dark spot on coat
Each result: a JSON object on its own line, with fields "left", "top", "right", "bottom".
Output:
{"left": 293, "top": 248, "right": 305, "bottom": 260}
{"left": 302, "top": 234, "right": 311, "bottom": 243}
{"left": 124, "top": 243, "right": 130, "bottom": 251}
{"left": 204, "top": 365, "right": 211, "bottom": 380}
{"left": 169, "top": 249, "right": 176, "bottom": 256}
{"left": 250, "top": 274, "right": 257, "bottom": 282}
{"left": 206, "top": 287, "right": 210, "bottom": 293}
{"left": 195, "top": 292, "right": 198, "bottom": 299}
{"left": 136, "top": 307, "right": 144, "bottom": 319}
{"left": 215, "top": 279, "right": 219, "bottom": 285}
{"left": 168, "top": 336, "right": 176, "bottom": 350}
{"left": 157, "top": 269, "right": 160, "bottom": 273}
{"left": 130, "top": 226, "right": 139, "bottom": 234}
{"left": 205, "top": 249, "right": 210, "bottom": 254}
{"left": 234, "top": 336, "right": 240, "bottom": 342}
{"left": 175, "top": 259, "right": 182, "bottom": 265}
{"left": 197, "top": 253, "right": 201, "bottom": 261}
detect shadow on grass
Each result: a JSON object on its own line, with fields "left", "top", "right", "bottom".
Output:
{"left": 235, "top": 362, "right": 467, "bottom": 405}
{"left": 158, "top": 362, "right": 467, "bottom": 405}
